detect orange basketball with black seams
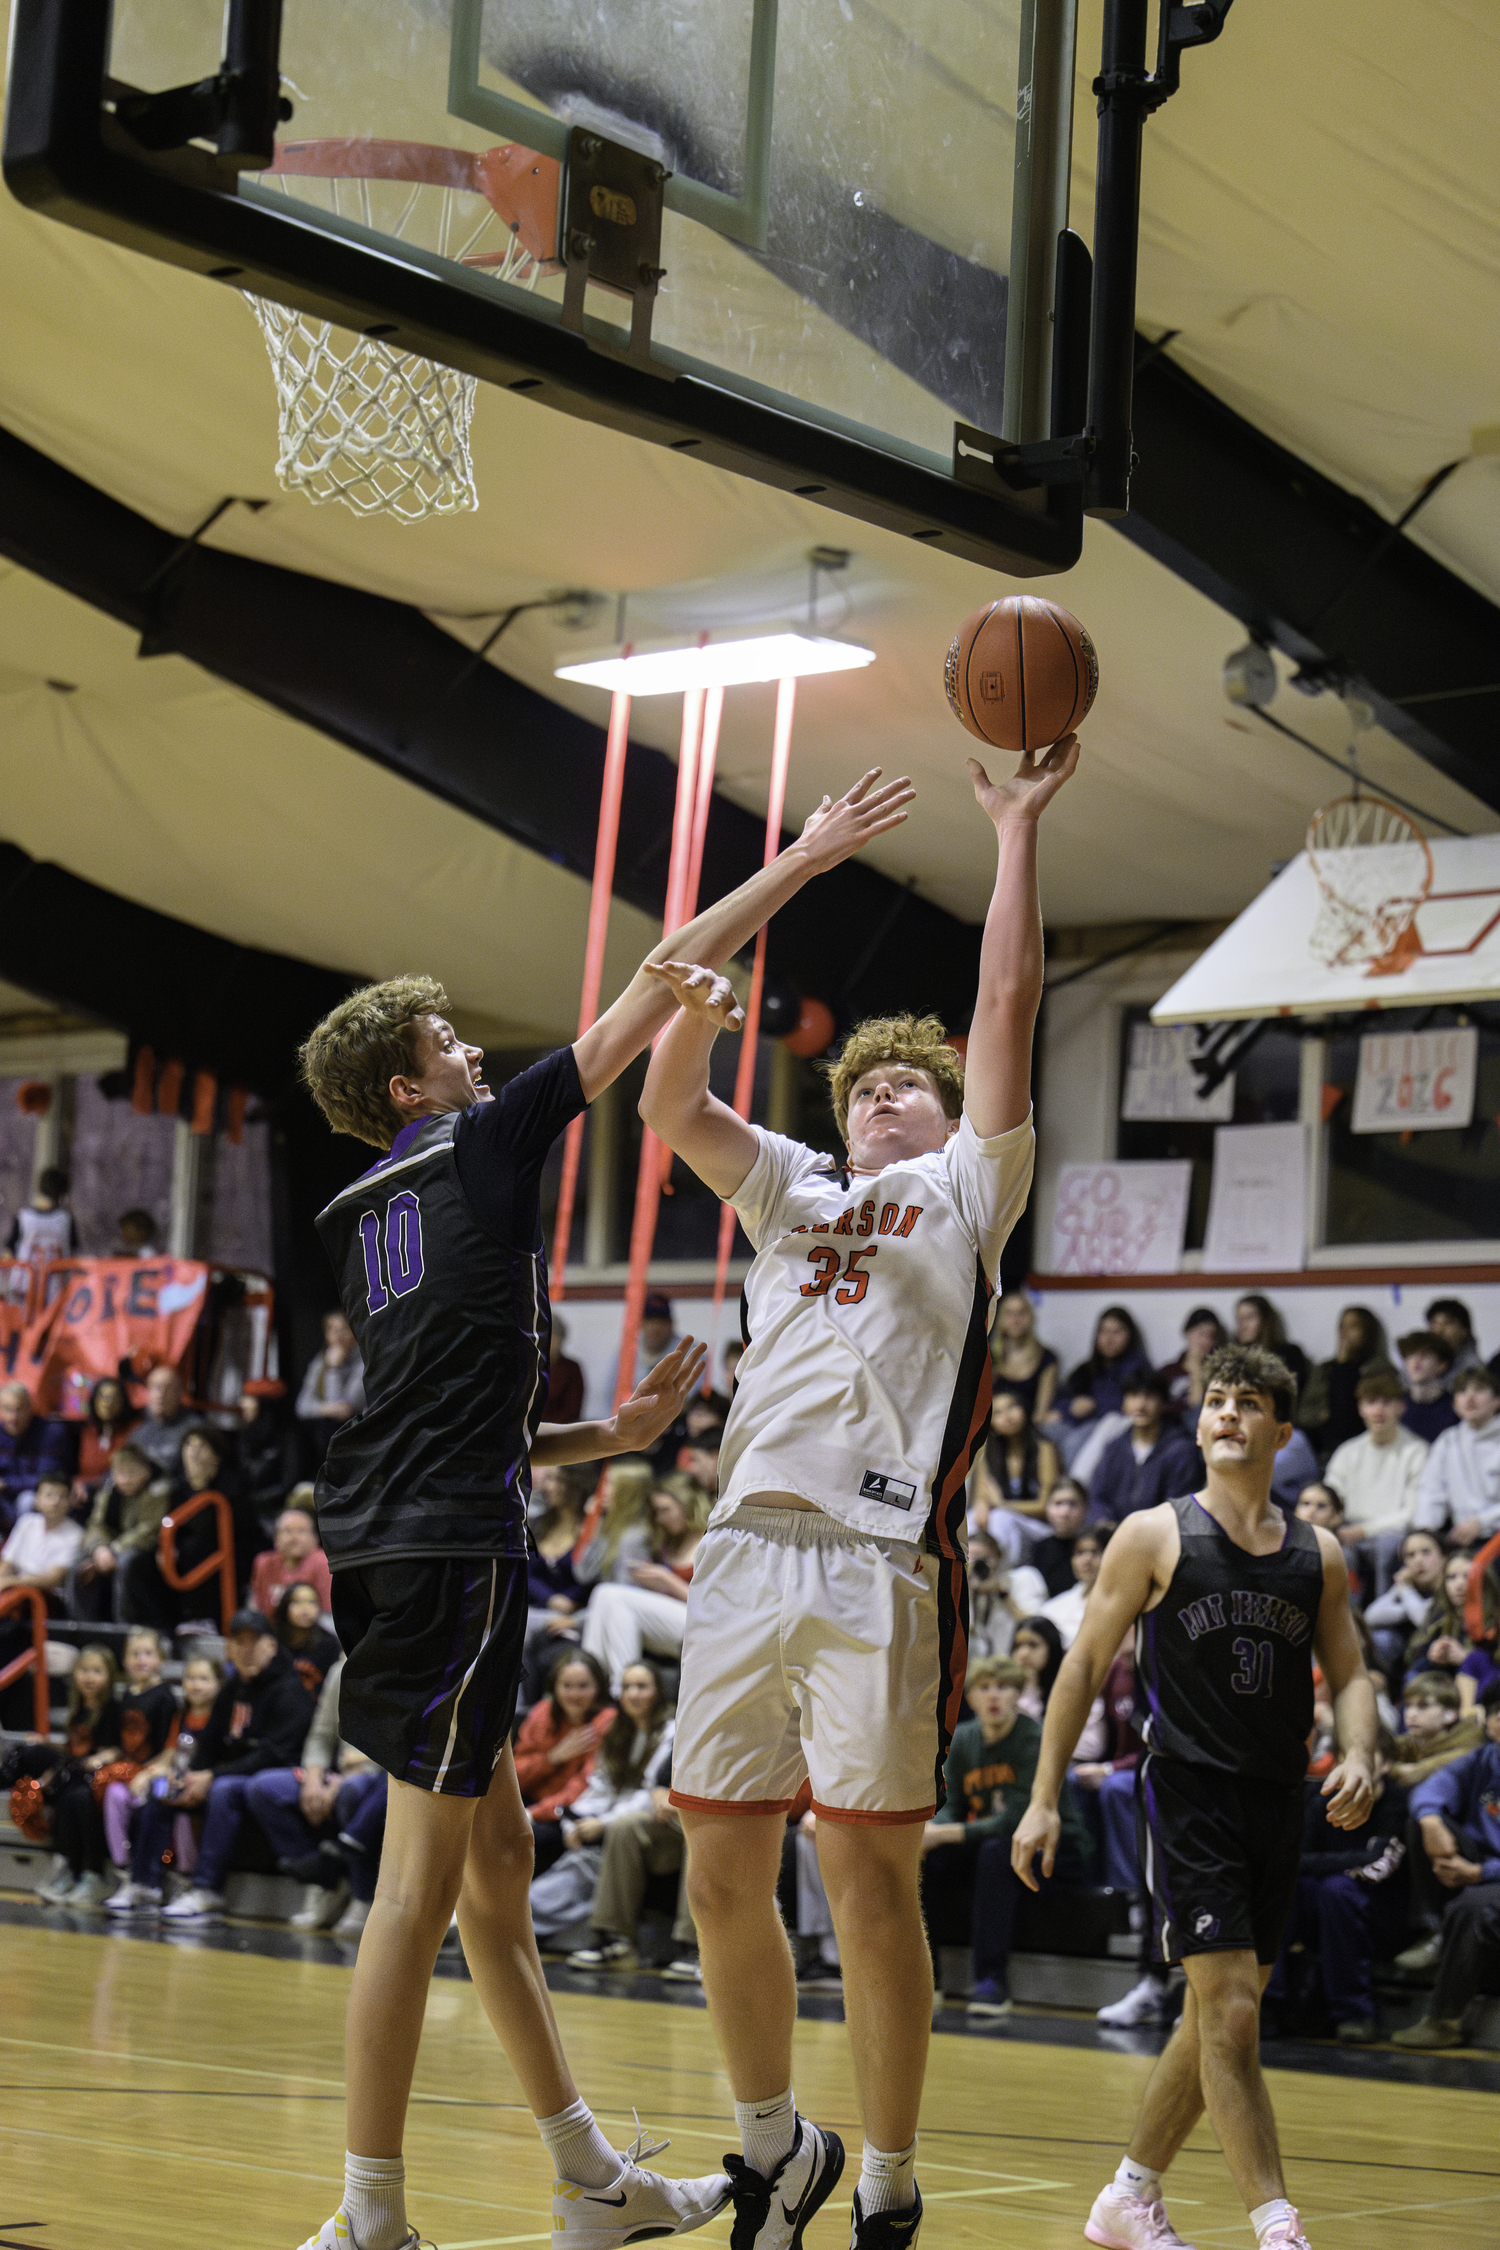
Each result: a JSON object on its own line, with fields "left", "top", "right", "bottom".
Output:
{"left": 944, "top": 594, "right": 1098, "bottom": 753}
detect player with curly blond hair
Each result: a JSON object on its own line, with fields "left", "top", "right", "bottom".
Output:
{"left": 637, "top": 732, "right": 1080, "bottom": 2250}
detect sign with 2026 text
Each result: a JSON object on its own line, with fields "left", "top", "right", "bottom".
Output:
{"left": 1351, "top": 1028, "right": 1478, "bottom": 1135}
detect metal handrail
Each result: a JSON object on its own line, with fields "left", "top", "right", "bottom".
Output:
{"left": 158, "top": 1488, "right": 237, "bottom": 1633}
{"left": 0, "top": 1584, "right": 50, "bottom": 1734}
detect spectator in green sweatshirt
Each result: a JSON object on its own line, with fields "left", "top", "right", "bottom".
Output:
{"left": 921, "top": 1654, "right": 1092, "bottom": 2017}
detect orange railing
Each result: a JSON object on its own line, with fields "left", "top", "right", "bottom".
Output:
{"left": 0, "top": 1584, "right": 50, "bottom": 1734}
{"left": 158, "top": 1489, "right": 237, "bottom": 1633}
{"left": 1465, "top": 1529, "right": 1500, "bottom": 1647}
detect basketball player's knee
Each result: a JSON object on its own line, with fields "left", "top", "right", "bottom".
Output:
{"left": 684, "top": 1846, "right": 756, "bottom": 1930}
{"left": 1200, "top": 1984, "right": 1262, "bottom": 2060}
{"left": 468, "top": 1818, "right": 536, "bottom": 1904}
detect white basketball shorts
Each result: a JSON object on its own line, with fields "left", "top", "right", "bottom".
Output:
{"left": 667, "top": 1504, "right": 964, "bottom": 1823}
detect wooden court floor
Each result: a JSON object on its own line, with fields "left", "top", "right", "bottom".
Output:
{"left": 1, "top": 1921, "right": 1496, "bottom": 2250}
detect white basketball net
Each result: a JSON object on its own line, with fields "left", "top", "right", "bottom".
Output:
{"left": 1305, "top": 794, "right": 1433, "bottom": 970}
{"left": 246, "top": 297, "right": 480, "bottom": 522}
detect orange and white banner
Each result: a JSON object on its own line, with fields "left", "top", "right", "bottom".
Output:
{"left": 0, "top": 1258, "right": 209, "bottom": 1413}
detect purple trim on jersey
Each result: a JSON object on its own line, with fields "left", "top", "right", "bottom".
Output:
{"left": 1141, "top": 1753, "right": 1177, "bottom": 1963}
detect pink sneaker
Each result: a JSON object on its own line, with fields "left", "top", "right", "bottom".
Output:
{"left": 1256, "top": 2217, "right": 1311, "bottom": 2249}
{"left": 1085, "top": 2183, "right": 1198, "bottom": 2248}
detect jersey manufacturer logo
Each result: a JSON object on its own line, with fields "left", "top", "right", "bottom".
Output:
{"left": 860, "top": 1469, "right": 916, "bottom": 1510}
{"left": 1193, "top": 1911, "right": 1219, "bottom": 1940}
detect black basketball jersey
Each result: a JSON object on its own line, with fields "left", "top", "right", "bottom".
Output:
{"left": 1135, "top": 1492, "right": 1326, "bottom": 1785}
{"left": 312, "top": 1049, "right": 586, "bottom": 1571}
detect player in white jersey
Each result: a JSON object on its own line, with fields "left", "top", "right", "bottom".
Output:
{"left": 638, "top": 732, "right": 1079, "bottom": 2250}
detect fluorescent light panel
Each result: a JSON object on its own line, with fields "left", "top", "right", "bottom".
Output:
{"left": 555, "top": 632, "right": 876, "bottom": 696}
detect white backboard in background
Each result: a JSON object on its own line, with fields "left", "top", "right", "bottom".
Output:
{"left": 1049, "top": 1161, "right": 1192, "bottom": 1276}
{"left": 1351, "top": 1027, "right": 1478, "bottom": 1134}
{"left": 1202, "top": 1123, "right": 1307, "bottom": 1271}
{"left": 1152, "top": 834, "right": 1500, "bottom": 1023}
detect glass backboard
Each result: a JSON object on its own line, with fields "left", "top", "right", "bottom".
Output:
{"left": 8, "top": 0, "right": 1083, "bottom": 572}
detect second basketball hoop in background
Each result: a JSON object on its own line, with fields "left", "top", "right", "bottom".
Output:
{"left": 945, "top": 595, "right": 1098, "bottom": 753}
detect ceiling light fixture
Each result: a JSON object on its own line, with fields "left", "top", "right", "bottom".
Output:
{"left": 555, "top": 631, "right": 875, "bottom": 697}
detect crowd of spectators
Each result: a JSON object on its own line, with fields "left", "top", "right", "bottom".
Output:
{"left": 4, "top": 1281, "right": 1499, "bottom": 2056}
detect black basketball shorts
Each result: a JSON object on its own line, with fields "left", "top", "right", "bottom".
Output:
{"left": 332, "top": 1555, "right": 529, "bottom": 1797}
{"left": 1136, "top": 1752, "right": 1303, "bottom": 1965}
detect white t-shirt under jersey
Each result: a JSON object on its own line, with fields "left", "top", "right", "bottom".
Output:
{"left": 715, "top": 1110, "right": 1035, "bottom": 1546}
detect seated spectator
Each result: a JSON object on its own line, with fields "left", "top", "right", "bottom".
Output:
{"left": 679, "top": 1427, "right": 720, "bottom": 1502}
{"left": 111, "top": 1652, "right": 224, "bottom": 1896}
{"left": 123, "top": 1424, "right": 243, "bottom": 1636}
{"left": 295, "top": 1310, "right": 365, "bottom": 1471}
{"left": 243, "top": 1655, "right": 387, "bottom": 1939}
{"left": 966, "top": 1530, "right": 1049, "bottom": 1659}
{"left": 1028, "top": 1480, "right": 1090, "bottom": 1598}
{"left": 8, "top": 1164, "right": 77, "bottom": 1269}
{"left": 607, "top": 1294, "right": 680, "bottom": 1412}
{"left": 249, "top": 1500, "right": 333, "bottom": 1617}
{"left": 529, "top": 1662, "right": 673, "bottom": 1952}
{"left": 990, "top": 1289, "right": 1059, "bottom": 1424}
{"left": 1050, "top": 1307, "right": 1151, "bottom": 1473}
{"left": 1042, "top": 1525, "right": 1108, "bottom": 1648}
{"left": 1426, "top": 1297, "right": 1481, "bottom": 1385}
{"left": 115, "top": 1206, "right": 160, "bottom": 1257}
{"left": 272, "top": 1579, "right": 342, "bottom": 1695}
{"left": 514, "top": 1652, "right": 615, "bottom": 1873}
{"left": 1389, "top": 1671, "right": 1484, "bottom": 1788}
{"left": 1392, "top": 1680, "right": 1500, "bottom": 2048}
{"left": 1087, "top": 1374, "right": 1199, "bottom": 1526}
{"left": 1410, "top": 1549, "right": 1491, "bottom": 1681}
{"left": 567, "top": 1714, "right": 695, "bottom": 1974}
{"left": 1299, "top": 1305, "right": 1393, "bottom": 1459}
{"left": 129, "top": 1363, "right": 203, "bottom": 1479}
{"left": 234, "top": 1386, "right": 300, "bottom": 1521}
{"left": 70, "top": 1444, "right": 170, "bottom": 1624}
{"left": 582, "top": 1474, "right": 706, "bottom": 1691}
{"left": 29, "top": 1644, "right": 123, "bottom": 1907}
{"left": 1362, "top": 1527, "right": 1447, "bottom": 1685}
{"left": 75, "top": 1376, "right": 139, "bottom": 1489}
{"left": 1066, "top": 1634, "right": 1143, "bottom": 1898}
{"left": 522, "top": 1471, "right": 594, "bottom": 1703}
{"left": 1157, "top": 1306, "right": 1225, "bottom": 1420}
{"left": 0, "top": 1471, "right": 83, "bottom": 1612}
{"left": 920, "top": 1655, "right": 1092, "bottom": 2016}
{"left": 1324, "top": 1372, "right": 1430, "bottom": 1592}
{"left": 1415, "top": 1366, "right": 1500, "bottom": 1544}
{"left": 1294, "top": 1481, "right": 1344, "bottom": 1534}
{"left": 96, "top": 1629, "right": 179, "bottom": 1882}
{"left": 1012, "top": 1615, "right": 1066, "bottom": 1721}
{"left": 721, "top": 1339, "right": 744, "bottom": 1396}
{"left": 114, "top": 1609, "right": 314, "bottom": 1924}
{"left": 972, "top": 1391, "right": 1058, "bottom": 1522}
{"left": 575, "top": 1456, "right": 657, "bottom": 1587}
{"left": 1234, "top": 1293, "right": 1310, "bottom": 1394}
{"left": 0, "top": 1379, "right": 74, "bottom": 1530}
{"left": 1268, "top": 1425, "right": 1324, "bottom": 1513}
{"left": 547, "top": 1314, "right": 585, "bottom": 1426}
{"left": 1265, "top": 1743, "right": 1408, "bottom": 2043}
{"left": 1400, "top": 1331, "right": 1460, "bottom": 1446}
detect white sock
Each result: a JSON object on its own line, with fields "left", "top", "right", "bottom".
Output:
{"left": 1116, "top": 2155, "right": 1161, "bottom": 2201}
{"left": 343, "top": 2153, "right": 407, "bottom": 2250}
{"left": 735, "top": 2086, "right": 798, "bottom": 2178}
{"left": 1251, "top": 2199, "right": 1295, "bottom": 2240}
{"left": 859, "top": 2137, "right": 918, "bottom": 2215}
{"left": 537, "top": 2098, "right": 621, "bottom": 2190}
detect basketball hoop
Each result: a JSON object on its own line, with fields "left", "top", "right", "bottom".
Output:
{"left": 1305, "top": 794, "right": 1433, "bottom": 973}
{"left": 248, "top": 138, "right": 559, "bottom": 521}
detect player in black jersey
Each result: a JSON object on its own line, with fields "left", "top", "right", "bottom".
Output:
{"left": 1013, "top": 1345, "right": 1376, "bottom": 2250}
{"left": 290, "top": 767, "right": 914, "bottom": 2250}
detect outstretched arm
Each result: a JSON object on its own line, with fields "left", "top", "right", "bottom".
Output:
{"left": 530, "top": 1337, "right": 709, "bottom": 1465}
{"left": 572, "top": 769, "right": 913, "bottom": 1103}
{"left": 638, "top": 966, "right": 760, "bottom": 1200}
{"left": 962, "top": 734, "right": 1079, "bottom": 1138}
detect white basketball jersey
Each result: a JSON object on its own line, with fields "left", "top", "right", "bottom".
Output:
{"left": 715, "top": 1111, "right": 1034, "bottom": 1550}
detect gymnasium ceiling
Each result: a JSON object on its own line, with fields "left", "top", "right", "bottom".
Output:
{"left": 0, "top": 0, "right": 1496, "bottom": 1049}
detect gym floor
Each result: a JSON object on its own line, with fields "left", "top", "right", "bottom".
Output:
{"left": 1, "top": 1908, "right": 1495, "bottom": 2250}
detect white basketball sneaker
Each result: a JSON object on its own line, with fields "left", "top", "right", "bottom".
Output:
{"left": 1085, "top": 2182, "right": 1199, "bottom": 2249}
{"left": 553, "top": 2125, "right": 730, "bottom": 2250}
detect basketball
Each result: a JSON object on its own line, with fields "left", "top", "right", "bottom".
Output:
{"left": 944, "top": 594, "right": 1098, "bottom": 753}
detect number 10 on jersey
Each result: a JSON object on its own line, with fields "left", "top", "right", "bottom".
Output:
{"left": 359, "top": 1190, "right": 425, "bottom": 1314}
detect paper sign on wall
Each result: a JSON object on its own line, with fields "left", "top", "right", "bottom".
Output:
{"left": 1121, "top": 1023, "right": 1234, "bottom": 1123}
{"left": 1351, "top": 1027, "right": 1478, "bottom": 1135}
{"left": 1202, "top": 1124, "right": 1307, "bottom": 1272}
{"left": 1049, "top": 1162, "right": 1192, "bottom": 1276}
